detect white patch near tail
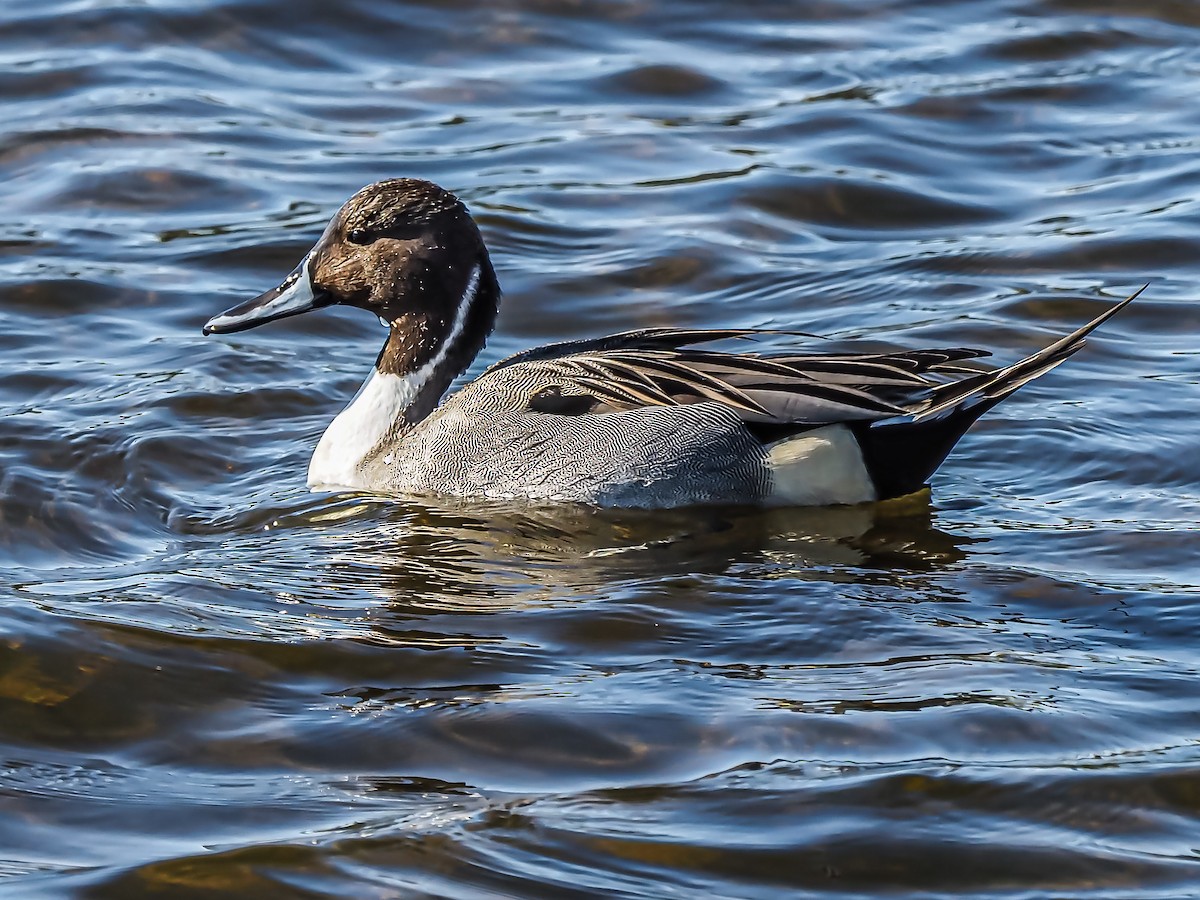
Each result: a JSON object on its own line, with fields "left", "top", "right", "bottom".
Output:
{"left": 765, "top": 425, "right": 877, "bottom": 506}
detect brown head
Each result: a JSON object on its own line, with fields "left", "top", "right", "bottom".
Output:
{"left": 204, "top": 179, "right": 501, "bottom": 396}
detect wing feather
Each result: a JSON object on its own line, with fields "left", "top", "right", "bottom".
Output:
{"left": 493, "top": 326, "right": 1002, "bottom": 429}
{"left": 482, "top": 289, "right": 1142, "bottom": 451}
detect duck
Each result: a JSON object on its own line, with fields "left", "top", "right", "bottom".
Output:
{"left": 203, "top": 178, "right": 1141, "bottom": 509}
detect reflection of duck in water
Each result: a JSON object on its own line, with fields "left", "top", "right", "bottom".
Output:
{"left": 267, "top": 493, "right": 973, "bottom": 621}
{"left": 205, "top": 179, "right": 1141, "bottom": 510}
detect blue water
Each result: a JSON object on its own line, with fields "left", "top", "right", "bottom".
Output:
{"left": 1, "top": 1, "right": 1199, "bottom": 896}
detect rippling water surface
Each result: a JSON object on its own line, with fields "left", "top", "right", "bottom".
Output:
{"left": 2, "top": 0, "right": 1199, "bottom": 896}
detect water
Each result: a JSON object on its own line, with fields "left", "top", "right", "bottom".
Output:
{"left": 1, "top": 0, "right": 1198, "bottom": 896}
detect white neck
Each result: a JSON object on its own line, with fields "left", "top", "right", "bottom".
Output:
{"left": 306, "top": 264, "right": 480, "bottom": 491}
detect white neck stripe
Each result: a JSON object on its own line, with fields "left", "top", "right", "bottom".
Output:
{"left": 401, "top": 262, "right": 480, "bottom": 384}
{"left": 306, "top": 263, "right": 481, "bottom": 490}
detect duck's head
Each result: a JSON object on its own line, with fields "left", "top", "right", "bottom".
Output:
{"left": 204, "top": 179, "right": 500, "bottom": 380}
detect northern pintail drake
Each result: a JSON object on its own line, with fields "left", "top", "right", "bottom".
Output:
{"left": 204, "top": 178, "right": 1142, "bottom": 509}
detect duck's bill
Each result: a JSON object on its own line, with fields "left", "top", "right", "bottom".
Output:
{"left": 203, "top": 259, "right": 333, "bottom": 335}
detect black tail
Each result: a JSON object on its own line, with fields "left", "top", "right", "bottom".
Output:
{"left": 853, "top": 285, "right": 1145, "bottom": 500}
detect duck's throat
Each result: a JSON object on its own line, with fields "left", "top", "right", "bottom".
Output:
{"left": 374, "top": 262, "right": 482, "bottom": 424}
{"left": 307, "top": 368, "right": 411, "bottom": 490}
{"left": 307, "top": 263, "right": 494, "bottom": 491}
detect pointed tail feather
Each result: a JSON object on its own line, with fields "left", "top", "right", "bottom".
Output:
{"left": 914, "top": 284, "right": 1146, "bottom": 421}
{"left": 855, "top": 285, "right": 1145, "bottom": 500}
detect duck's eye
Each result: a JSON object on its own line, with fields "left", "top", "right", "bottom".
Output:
{"left": 347, "top": 228, "right": 372, "bottom": 245}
